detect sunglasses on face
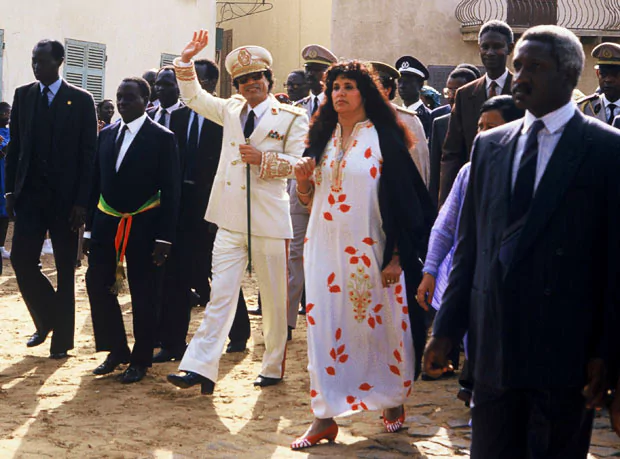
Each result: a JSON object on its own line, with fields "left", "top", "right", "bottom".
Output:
{"left": 237, "top": 72, "right": 264, "bottom": 85}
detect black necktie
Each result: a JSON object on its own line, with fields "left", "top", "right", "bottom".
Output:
{"left": 158, "top": 109, "right": 167, "bottom": 127}
{"left": 244, "top": 110, "right": 255, "bottom": 139}
{"left": 115, "top": 125, "right": 128, "bottom": 163}
{"left": 40, "top": 86, "right": 50, "bottom": 112}
{"left": 508, "top": 120, "right": 545, "bottom": 226}
{"left": 185, "top": 113, "right": 200, "bottom": 181}
{"left": 499, "top": 120, "right": 545, "bottom": 271}
{"left": 608, "top": 103, "right": 617, "bottom": 124}
{"left": 312, "top": 96, "right": 319, "bottom": 115}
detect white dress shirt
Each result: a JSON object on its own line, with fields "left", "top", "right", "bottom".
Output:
{"left": 116, "top": 113, "right": 148, "bottom": 171}
{"left": 155, "top": 100, "right": 182, "bottom": 129}
{"left": 240, "top": 96, "right": 270, "bottom": 132}
{"left": 485, "top": 68, "right": 509, "bottom": 98}
{"left": 187, "top": 110, "right": 205, "bottom": 141}
{"left": 39, "top": 77, "right": 63, "bottom": 105}
{"left": 306, "top": 92, "right": 326, "bottom": 117}
{"left": 600, "top": 93, "right": 620, "bottom": 121}
{"left": 511, "top": 101, "right": 576, "bottom": 192}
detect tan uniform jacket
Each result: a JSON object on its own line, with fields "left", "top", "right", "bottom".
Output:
{"left": 394, "top": 104, "right": 431, "bottom": 187}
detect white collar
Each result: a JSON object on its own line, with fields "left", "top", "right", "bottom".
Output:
{"left": 245, "top": 96, "right": 271, "bottom": 119}
{"left": 120, "top": 112, "right": 148, "bottom": 135}
{"left": 600, "top": 93, "right": 620, "bottom": 107}
{"left": 40, "top": 77, "right": 62, "bottom": 95}
{"left": 485, "top": 68, "right": 509, "bottom": 90}
{"left": 522, "top": 101, "right": 576, "bottom": 135}
{"left": 159, "top": 100, "right": 182, "bottom": 114}
{"left": 406, "top": 100, "right": 424, "bottom": 111}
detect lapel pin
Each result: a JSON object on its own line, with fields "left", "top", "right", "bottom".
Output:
{"left": 271, "top": 107, "right": 277, "bottom": 115}
{"left": 67, "top": 100, "right": 72, "bottom": 105}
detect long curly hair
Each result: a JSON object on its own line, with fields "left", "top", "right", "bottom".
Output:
{"left": 304, "top": 61, "right": 414, "bottom": 162}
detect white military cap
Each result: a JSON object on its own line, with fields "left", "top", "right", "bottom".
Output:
{"left": 225, "top": 46, "right": 273, "bottom": 80}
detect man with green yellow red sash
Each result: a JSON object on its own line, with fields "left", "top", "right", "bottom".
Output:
{"left": 83, "top": 76, "right": 180, "bottom": 384}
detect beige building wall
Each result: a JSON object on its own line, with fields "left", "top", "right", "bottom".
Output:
{"left": 331, "top": 0, "right": 601, "bottom": 97}
{"left": 219, "top": 0, "right": 332, "bottom": 94}
{"left": 0, "top": 0, "right": 217, "bottom": 104}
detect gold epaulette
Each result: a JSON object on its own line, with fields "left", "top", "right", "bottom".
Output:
{"left": 279, "top": 104, "right": 306, "bottom": 116}
{"left": 576, "top": 93, "right": 600, "bottom": 105}
{"left": 394, "top": 105, "right": 418, "bottom": 117}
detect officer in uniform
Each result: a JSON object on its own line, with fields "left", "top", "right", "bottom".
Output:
{"left": 167, "top": 30, "right": 309, "bottom": 394}
{"left": 284, "top": 44, "right": 337, "bottom": 331}
{"left": 368, "top": 61, "right": 430, "bottom": 186}
{"left": 295, "top": 44, "right": 338, "bottom": 119}
{"left": 395, "top": 55, "right": 432, "bottom": 139}
{"left": 577, "top": 42, "right": 620, "bottom": 125}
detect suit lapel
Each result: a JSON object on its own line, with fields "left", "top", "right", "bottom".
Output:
{"left": 249, "top": 95, "right": 279, "bottom": 145}
{"left": 26, "top": 83, "right": 40, "bottom": 135}
{"left": 491, "top": 121, "right": 523, "bottom": 221}
{"left": 511, "top": 112, "right": 588, "bottom": 264}
{"left": 501, "top": 73, "right": 513, "bottom": 95}
{"left": 52, "top": 81, "right": 71, "bottom": 135}
{"left": 117, "top": 118, "right": 150, "bottom": 174}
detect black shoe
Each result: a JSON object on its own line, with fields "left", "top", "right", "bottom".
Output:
{"left": 153, "top": 347, "right": 186, "bottom": 363}
{"left": 167, "top": 371, "right": 215, "bottom": 395}
{"left": 93, "top": 354, "right": 130, "bottom": 375}
{"left": 457, "top": 387, "right": 472, "bottom": 407}
{"left": 119, "top": 365, "right": 147, "bottom": 384}
{"left": 226, "top": 341, "right": 247, "bottom": 353}
{"left": 287, "top": 326, "right": 293, "bottom": 341}
{"left": 248, "top": 307, "right": 262, "bottom": 316}
{"left": 253, "top": 375, "right": 282, "bottom": 387}
{"left": 27, "top": 330, "right": 49, "bottom": 348}
{"left": 49, "top": 352, "right": 69, "bottom": 360}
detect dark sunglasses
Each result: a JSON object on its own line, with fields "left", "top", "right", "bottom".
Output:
{"left": 237, "top": 72, "right": 265, "bottom": 85}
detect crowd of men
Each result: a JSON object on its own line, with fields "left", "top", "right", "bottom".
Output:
{"left": 2, "top": 18, "right": 620, "bottom": 457}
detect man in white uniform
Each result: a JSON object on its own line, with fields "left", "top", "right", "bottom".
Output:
{"left": 167, "top": 30, "right": 308, "bottom": 394}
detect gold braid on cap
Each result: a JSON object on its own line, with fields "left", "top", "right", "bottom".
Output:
{"left": 259, "top": 152, "right": 293, "bottom": 179}
{"left": 175, "top": 62, "right": 197, "bottom": 82}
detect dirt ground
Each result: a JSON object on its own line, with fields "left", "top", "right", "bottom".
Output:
{"left": 1, "top": 229, "right": 619, "bottom": 458}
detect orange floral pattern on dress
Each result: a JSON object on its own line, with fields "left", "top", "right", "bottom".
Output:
{"left": 306, "top": 303, "right": 316, "bottom": 326}
{"left": 325, "top": 328, "right": 348, "bottom": 376}
{"left": 327, "top": 272, "right": 341, "bottom": 293}
{"left": 367, "top": 303, "right": 383, "bottom": 329}
{"left": 345, "top": 243, "right": 376, "bottom": 323}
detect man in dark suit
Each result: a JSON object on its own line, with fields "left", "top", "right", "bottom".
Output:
{"left": 395, "top": 55, "right": 432, "bottom": 139}
{"left": 84, "top": 77, "right": 180, "bottom": 384}
{"left": 429, "top": 67, "right": 477, "bottom": 207}
{"left": 424, "top": 25, "right": 618, "bottom": 458}
{"left": 147, "top": 66, "right": 183, "bottom": 129}
{"left": 155, "top": 58, "right": 251, "bottom": 362}
{"left": 439, "top": 20, "right": 514, "bottom": 205}
{"left": 5, "top": 39, "right": 97, "bottom": 359}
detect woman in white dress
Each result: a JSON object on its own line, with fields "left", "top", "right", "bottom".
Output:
{"left": 292, "top": 61, "right": 434, "bottom": 450}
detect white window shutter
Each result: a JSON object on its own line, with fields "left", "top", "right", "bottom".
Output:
{"left": 160, "top": 53, "right": 179, "bottom": 67}
{"left": 64, "top": 39, "right": 106, "bottom": 103}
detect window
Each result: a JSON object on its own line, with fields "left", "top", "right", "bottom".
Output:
{"left": 64, "top": 39, "right": 106, "bottom": 102}
{"left": 160, "top": 53, "right": 180, "bottom": 67}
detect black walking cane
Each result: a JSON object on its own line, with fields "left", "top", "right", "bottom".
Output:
{"left": 245, "top": 137, "right": 252, "bottom": 276}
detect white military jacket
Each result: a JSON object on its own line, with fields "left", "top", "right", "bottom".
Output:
{"left": 175, "top": 58, "right": 308, "bottom": 239}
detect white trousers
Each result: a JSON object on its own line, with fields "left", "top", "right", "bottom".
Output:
{"left": 180, "top": 228, "right": 289, "bottom": 381}
{"left": 287, "top": 211, "right": 309, "bottom": 328}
